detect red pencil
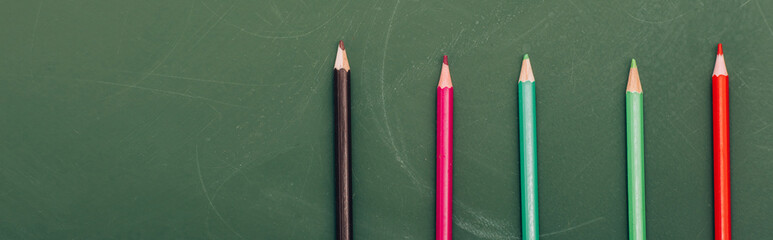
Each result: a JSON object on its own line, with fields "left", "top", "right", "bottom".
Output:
{"left": 436, "top": 55, "right": 453, "bottom": 240}
{"left": 712, "top": 43, "right": 731, "bottom": 240}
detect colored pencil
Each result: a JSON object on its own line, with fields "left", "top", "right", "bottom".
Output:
{"left": 626, "top": 59, "right": 645, "bottom": 240}
{"left": 334, "top": 40, "right": 352, "bottom": 240}
{"left": 436, "top": 55, "right": 454, "bottom": 240}
{"left": 712, "top": 43, "right": 731, "bottom": 240}
{"left": 518, "top": 54, "right": 539, "bottom": 240}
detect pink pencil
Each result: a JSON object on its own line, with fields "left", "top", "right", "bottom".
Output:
{"left": 436, "top": 55, "right": 454, "bottom": 240}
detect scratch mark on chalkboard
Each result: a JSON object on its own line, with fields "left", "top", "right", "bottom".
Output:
{"left": 227, "top": 0, "right": 350, "bottom": 39}
{"left": 117, "top": 70, "right": 274, "bottom": 87}
{"left": 695, "top": 223, "right": 708, "bottom": 238}
{"left": 255, "top": 12, "right": 273, "bottom": 25}
{"left": 379, "top": 0, "right": 399, "bottom": 127}
{"left": 752, "top": 123, "right": 772, "bottom": 135}
{"left": 197, "top": 111, "right": 219, "bottom": 136}
{"left": 450, "top": 28, "right": 465, "bottom": 47}
{"left": 30, "top": 1, "right": 43, "bottom": 54}
{"left": 210, "top": 146, "right": 297, "bottom": 200}
{"left": 193, "top": 3, "right": 235, "bottom": 47}
{"left": 540, "top": 217, "right": 604, "bottom": 238}
{"left": 510, "top": 17, "right": 549, "bottom": 46}
{"left": 570, "top": 49, "right": 576, "bottom": 93}
{"left": 269, "top": 2, "right": 285, "bottom": 24}
{"left": 567, "top": 0, "right": 583, "bottom": 14}
{"left": 272, "top": 54, "right": 330, "bottom": 132}
{"left": 377, "top": 0, "right": 427, "bottom": 191}
{"left": 625, "top": 12, "right": 686, "bottom": 24}
{"left": 754, "top": 144, "right": 773, "bottom": 152}
{"left": 195, "top": 145, "right": 245, "bottom": 239}
{"left": 456, "top": 203, "right": 517, "bottom": 239}
{"left": 734, "top": 71, "right": 751, "bottom": 89}
{"left": 741, "top": 0, "right": 753, "bottom": 8}
{"left": 756, "top": 0, "right": 773, "bottom": 37}
{"left": 193, "top": 2, "right": 220, "bottom": 36}
{"left": 143, "top": 4, "right": 191, "bottom": 78}
{"left": 106, "top": 2, "right": 193, "bottom": 101}
{"left": 298, "top": 145, "right": 319, "bottom": 200}
{"left": 80, "top": 79, "right": 249, "bottom": 108}
{"left": 118, "top": 108, "right": 167, "bottom": 143}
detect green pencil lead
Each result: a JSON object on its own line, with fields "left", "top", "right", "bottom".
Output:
{"left": 631, "top": 59, "right": 637, "bottom": 69}
{"left": 524, "top": 54, "right": 529, "bottom": 60}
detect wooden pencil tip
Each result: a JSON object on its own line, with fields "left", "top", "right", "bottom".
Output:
{"left": 518, "top": 56, "right": 535, "bottom": 82}
{"left": 627, "top": 63, "right": 642, "bottom": 93}
{"left": 335, "top": 42, "right": 350, "bottom": 71}
{"left": 438, "top": 57, "right": 452, "bottom": 88}
{"left": 713, "top": 45, "right": 728, "bottom": 76}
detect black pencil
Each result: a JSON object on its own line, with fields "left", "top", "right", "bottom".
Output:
{"left": 334, "top": 40, "right": 352, "bottom": 240}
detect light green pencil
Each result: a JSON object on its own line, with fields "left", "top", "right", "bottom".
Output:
{"left": 626, "top": 59, "right": 645, "bottom": 240}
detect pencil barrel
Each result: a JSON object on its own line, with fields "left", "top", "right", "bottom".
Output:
{"left": 518, "top": 81, "right": 538, "bottom": 240}
{"left": 334, "top": 69, "right": 352, "bottom": 240}
{"left": 712, "top": 75, "right": 731, "bottom": 240}
{"left": 626, "top": 92, "right": 645, "bottom": 240}
{"left": 436, "top": 87, "right": 453, "bottom": 240}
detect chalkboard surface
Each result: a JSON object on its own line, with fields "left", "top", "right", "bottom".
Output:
{"left": 2, "top": 0, "right": 772, "bottom": 239}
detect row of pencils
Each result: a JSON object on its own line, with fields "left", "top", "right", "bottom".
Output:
{"left": 333, "top": 41, "right": 732, "bottom": 240}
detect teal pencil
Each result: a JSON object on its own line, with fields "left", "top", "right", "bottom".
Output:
{"left": 518, "top": 54, "right": 538, "bottom": 240}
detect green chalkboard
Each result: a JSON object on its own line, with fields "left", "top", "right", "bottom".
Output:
{"left": 2, "top": 0, "right": 772, "bottom": 239}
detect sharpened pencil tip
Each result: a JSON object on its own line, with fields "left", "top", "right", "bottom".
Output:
{"left": 335, "top": 41, "right": 349, "bottom": 70}
{"left": 627, "top": 61, "right": 642, "bottom": 93}
{"left": 518, "top": 55, "right": 535, "bottom": 82}
{"left": 438, "top": 56, "right": 452, "bottom": 87}
{"left": 713, "top": 44, "right": 727, "bottom": 76}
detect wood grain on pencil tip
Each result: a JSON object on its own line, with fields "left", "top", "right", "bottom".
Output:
{"left": 713, "top": 44, "right": 727, "bottom": 77}
{"left": 335, "top": 41, "right": 350, "bottom": 71}
{"left": 519, "top": 54, "right": 535, "bottom": 82}
{"left": 438, "top": 55, "right": 452, "bottom": 88}
{"left": 627, "top": 59, "right": 642, "bottom": 93}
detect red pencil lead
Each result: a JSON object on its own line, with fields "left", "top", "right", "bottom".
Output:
{"left": 717, "top": 43, "right": 723, "bottom": 55}
{"left": 443, "top": 55, "right": 448, "bottom": 65}
{"left": 339, "top": 40, "right": 345, "bottom": 50}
